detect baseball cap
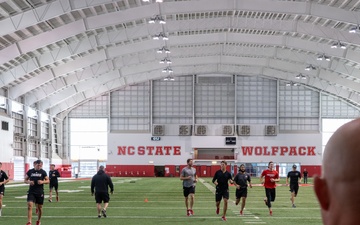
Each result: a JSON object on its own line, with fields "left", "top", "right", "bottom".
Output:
{"left": 292, "top": 164, "right": 297, "bottom": 168}
{"left": 34, "top": 159, "right": 43, "bottom": 164}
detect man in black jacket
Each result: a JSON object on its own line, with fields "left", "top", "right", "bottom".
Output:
{"left": 91, "top": 165, "right": 114, "bottom": 218}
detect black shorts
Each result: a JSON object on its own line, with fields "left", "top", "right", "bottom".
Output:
{"left": 183, "top": 186, "right": 195, "bottom": 197}
{"left": 0, "top": 185, "right": 5, "bottom": 195}
{"left": 215, "top": 187, "right": 229, "bottom": 202}
{"left": 27, "top": 192, "right": 45, "bottom": 205}
{"left": 235, "top": 188, "right": 248, "bottom": 199}
{"left": 290, "top": 184, "right": 299, "bottom": 195}
{"left": 49, "top": 182, "right": 59, "bottom": 191}
{"left": 95, "top": 192, "right": 110, "bottom": 204}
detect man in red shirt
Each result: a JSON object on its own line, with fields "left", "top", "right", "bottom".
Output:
{"left": 260, "top": 161, "right": 280, "bottom": 216}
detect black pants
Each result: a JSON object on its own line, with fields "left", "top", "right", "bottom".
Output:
{"left": 303, "top": 176, "right": 308, "bottom": 184}
{"left": 265, "top": 188, "right": 276, "bottom": 208}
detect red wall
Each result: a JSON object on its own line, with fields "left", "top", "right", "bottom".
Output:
{"left": 0, "top": 162, "right": 14, "bottom": 180}
{"left": 106, "top": 165, "right": 155, "bottom": 177}
{"left": 104, "top": 164, "right": 321, "bottom": 178}
{"left": 301, "top": 165, "right": 321, "bottom": 177}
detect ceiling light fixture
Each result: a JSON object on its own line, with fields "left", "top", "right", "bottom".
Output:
{"left": 162, "top": 67, "right": 173, "bottom": 73}
{"left": 159, "top": 58, "right": 172, "bottom": 64}
{"left": 149, "top": 15, "right": 166, "bottom": 24}
{"left": 305, "top": 65, "right": 316, "bottom": 71}
{"left": 317, "top": 54, "right": 330, "bottom": 61}
{"left": 153, "top": 32, "right": 169, "bottom": 40}
{"left": 295, "top": 73, "right": 307, "bottom": 79}
{"left": 157, "top": 46, "right": 170, "bottom": 54}
{"left": 163, "top": 76, "right": 175, "bottom": 81}
{"left": 331, "top": 41, "right": 346, "bottom": 49}
{"left": 143, "top": 0, "right": 163, "bottom": 2}
{"left": 285, "top": 81, "right": 300, "bottom": 87}
{"left": 349, "top": 25, "right": 360, "bottom": 33}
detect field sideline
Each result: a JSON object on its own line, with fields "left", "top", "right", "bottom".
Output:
{"left": 0, "top": 177, "right": 322, "bottom": 225}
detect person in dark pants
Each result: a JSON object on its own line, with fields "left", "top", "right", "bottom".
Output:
{"left": 212, "top": 160, "right": 233, "bottom": 221}
{"left": 91, "top": 165, "right": 114, "bottom": 218}
{"left": 233, "top": 164, "right": 252, "bottom": 216}
{"left": 25, "top": 159, "right": 49, "bottom": 225}
{"left": 260, "top": 161, "right": 280, "bottom": 216}
{"left": 286, "top": 165, "right": 302, "bottom": 208}
{"left": 48, "top": 164, "right": 61, "bottom": 202}
{"left": 0, "top": 162, "right": 9, "bottom": 217}
{"left": 303, "top": 168, "right": 308, "bottom": 184}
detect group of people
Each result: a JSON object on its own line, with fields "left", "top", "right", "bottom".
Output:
{"left": 181, "top": 159, "right": 303, "bottom": 221}
{"left": 0, "top": 160, "right": 114, "bottom": 225}
{"left": 1, "top": 118, "right": 360, "bottom": 225}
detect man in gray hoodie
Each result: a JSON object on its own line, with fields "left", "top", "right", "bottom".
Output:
{"left": 91, "top": 165, "right": 114, "bottom": 218}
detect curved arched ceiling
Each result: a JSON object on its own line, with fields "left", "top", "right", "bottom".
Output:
{"left": 1, "top": 0, "right": 360, "bottom": 117}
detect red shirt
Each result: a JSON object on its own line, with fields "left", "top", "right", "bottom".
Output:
{"left": 261, "top": 169, "right": 279, "bottom": 189}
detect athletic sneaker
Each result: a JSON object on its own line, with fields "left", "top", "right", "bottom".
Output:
{"left": 269, "top": 210, "right": 273, "bottom": 216}
{"left": 101, "top": 209, "right": 107, "bottom": 218}
{"left": 48, "top": 199, "right": 52, "bottom": 202}
{"left": 221, "top": 216, "right": 227, "bottom": 221}
{"left": 216, "top": 207, "right": 220, "bottom": 215}
{"left": 240, "top": 210, "right": 243, "bottom": 216}
{"left": 26, "top": 222, "right": 31, "bottom": 225}
{"left": 264, "top": 198, "right": 267, "bottom": 206}
{"left": 190, "top": 209, "right": 194, "bottom": 215}
{"left": 292, "top": 204, "right": 296, "bottom": 208}
{"left": 187, "top": 210, "right": 191, "bottom": 216}
{"left": 36, "top": 221, "right": 41, "bottom": 225}
{"left": 98, "top": 214, "right": 101, "bottom": 218}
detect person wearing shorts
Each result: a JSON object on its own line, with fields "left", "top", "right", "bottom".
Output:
{"left": 48, "top": 164, "right": 61, "bottom": 202}
{"left": 180, "top": 158, "right": 198, "bottom": 216}
{"left": 24, "top": 160, "right": 49, "bottom": 225}
{"left": 233, "top": 164, "right": 252, "bottom": 216}
{"left": 0, "top": 162, "right": 9, "bottom": 217}
{"left": 286, "top": 165, "right": 302, "bottom": 208}
{"left": 212, "top": 161, "right": 233, "bottom": 221}
{"left": 91, "top": 165, "right": 114, "bottom": 218}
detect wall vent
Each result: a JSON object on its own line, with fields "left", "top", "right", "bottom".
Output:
{"left": 179, "top": 125, "right": 192, "bottom": 136}
{"left": 265, "top": 125, "right": 277, "bottom": 136}
{"left": 195, "top": 125, "right": 208, "bottom": 136}
{"left": 152, "top": 125, "right": 165, "bottom": 136}
{"left": 238, "top": 125, "right": 250, "bottom": 136}
{"left": 222, "top": 125, "right": 234, "bottom": 136}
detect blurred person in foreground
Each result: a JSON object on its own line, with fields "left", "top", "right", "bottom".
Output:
{"left": 314, "top": 118, "right": 360, "bottom": 225}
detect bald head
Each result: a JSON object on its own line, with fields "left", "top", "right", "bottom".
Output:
{"left": 322, "top": 118, "right": 360, "bottom": 181}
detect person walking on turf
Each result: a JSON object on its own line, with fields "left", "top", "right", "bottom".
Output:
{"left": 303, "top": 168, "right": 308, "bottom": 184}
{"left": 314, "top": 118, "right": 360, "bottom": 225}
{"left": 286, "top": 165, "right": 302, "bottom": 208}
{"left": 0, "top": 162, "right": 9, "bottom": 217}
{"left": 212, "top": 160, "right": 233, "bottom": 221}
{"left": 260, "top": 161, "right": 280, "bottom": 216}
{"left": 25, "top": 159, "right": 49, "bottom": 225}
{"left": 48, "top": 164, "right": 61, "bottom": 202}
{"left": 180, "top": 158, "right": 198, "bottom": 216}
{"left": 91, "top": 165, "right": 114, "bottom": 218}
{"left": 233, "top": 164, "right": 252, "bottom": 216}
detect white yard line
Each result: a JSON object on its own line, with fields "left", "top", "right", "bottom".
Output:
{"left": 199, "top": 178, "right": 267, "bottom": 224}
